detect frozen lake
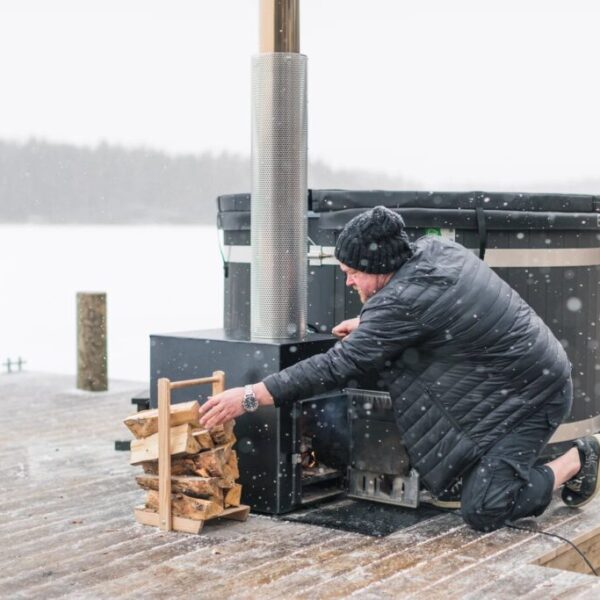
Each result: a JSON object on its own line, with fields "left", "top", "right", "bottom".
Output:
{"left": 0, "top": 225, "right": 223, "bottom": 384}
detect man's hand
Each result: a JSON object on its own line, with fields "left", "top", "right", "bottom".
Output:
{"left": 198, "top": 382, "right": 274, "bottom": 428}
{"left": 198, "top": 387, "right": 246, "bottom": 428}
{"left": 332, "top": 317, "right": 360, "bottom": 340}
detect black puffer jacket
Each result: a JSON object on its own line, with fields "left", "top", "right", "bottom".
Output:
{"left": 263, "top": 236, "right": 572, "bottom": 495}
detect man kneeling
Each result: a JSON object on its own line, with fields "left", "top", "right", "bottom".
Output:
{"left": 200, "top": 206, "right": 600, "bottom": 532}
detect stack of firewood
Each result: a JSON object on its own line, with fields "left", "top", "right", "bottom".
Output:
{"left": 124, "top": 400, "right": 242, "bottom": 522}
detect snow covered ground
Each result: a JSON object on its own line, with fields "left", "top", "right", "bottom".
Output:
{"left": 0, "top": 225, "right": 224, "bottom": 383}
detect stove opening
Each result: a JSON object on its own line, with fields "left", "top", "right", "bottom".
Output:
{"left": 296, "top": 394, "right": 349, "bottom": 506}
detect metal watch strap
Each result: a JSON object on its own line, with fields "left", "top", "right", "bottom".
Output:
{"left": 243, "top": 384, "right": 258, "bottom": 412}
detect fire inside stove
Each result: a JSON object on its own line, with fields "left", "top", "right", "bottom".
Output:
{"left": 300, "top": 435, "right": 340, "bottom": 479}
{"left": 296, "top": 396, "right": 349, "bottom": 505}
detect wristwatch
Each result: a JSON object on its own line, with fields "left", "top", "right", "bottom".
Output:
{"left": 242, "top": 384, "right": 259, "bottom": 412}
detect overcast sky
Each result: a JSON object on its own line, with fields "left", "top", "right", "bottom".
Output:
{"left": 0, "top": 0, "right": 598, "bottom": 190}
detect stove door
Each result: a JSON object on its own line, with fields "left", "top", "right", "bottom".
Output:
{"left": 346, "top": 388, "right": 419, "bottom": 507}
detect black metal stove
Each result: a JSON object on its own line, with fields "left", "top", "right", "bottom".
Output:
{"left": 149, "top": 330, "right": 412, "bottom": 514}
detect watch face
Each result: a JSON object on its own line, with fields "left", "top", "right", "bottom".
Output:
{"left": 243, "top": 394, "right": 258, "bottom": 412}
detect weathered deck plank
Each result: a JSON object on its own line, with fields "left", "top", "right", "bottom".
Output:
{"left": 1, "top": 372, "right": 599, "bottom": 599}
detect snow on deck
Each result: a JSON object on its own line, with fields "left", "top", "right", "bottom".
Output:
{"left": 1, "top": 372, "right": 600, "bottom": 599}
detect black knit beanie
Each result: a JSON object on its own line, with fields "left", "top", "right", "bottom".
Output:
{"left": 334, "top": 206, "right": 413, "bottom": 274}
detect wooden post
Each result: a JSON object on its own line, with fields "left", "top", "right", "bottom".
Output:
{"left": 212, "top": 370, "right": 225, "bottom": 395}
{"left": 76, "top": 292, "right": 108, "bottom": 391}
{"left": 157, "top": 378, "right": 172, "bottom": 531}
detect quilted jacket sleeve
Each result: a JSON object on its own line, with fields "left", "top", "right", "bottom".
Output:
{"left": 262, "top": 296, "right": 429, "bottom": 408}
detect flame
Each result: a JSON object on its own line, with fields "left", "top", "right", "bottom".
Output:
{"left": 301, "top": 449, "right": 318, "bottom": 469}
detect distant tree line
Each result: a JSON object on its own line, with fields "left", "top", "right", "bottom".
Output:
{"left": 0, "top": 139, "right": 418, "bottom": 225}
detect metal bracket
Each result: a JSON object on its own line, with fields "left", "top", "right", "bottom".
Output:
{"left": 308, "top": 245, "right": 338, "bottom": 266}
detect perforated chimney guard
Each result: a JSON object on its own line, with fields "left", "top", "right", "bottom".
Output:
{"left": 250, "top": 0, "right": 307, "bottom": 340}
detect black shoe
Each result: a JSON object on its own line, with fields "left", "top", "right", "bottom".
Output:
{"left": 562, "top": 434, "right": 600, "bottom": 508}
{"left": 430, "top": 479, "right": 462, "bottom": 509}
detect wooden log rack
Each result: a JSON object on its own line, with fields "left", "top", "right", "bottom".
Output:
{"left": 134, "top": 370, "right": 250, "bottom": 534}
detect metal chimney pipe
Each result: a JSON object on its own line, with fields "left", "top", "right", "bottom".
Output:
{"left": 251, "top": 0, "right": 307, "bottom": 339}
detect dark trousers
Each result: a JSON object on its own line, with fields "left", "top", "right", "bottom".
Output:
{"left": 461, "top": 380, "right": 573, "bottom": 532}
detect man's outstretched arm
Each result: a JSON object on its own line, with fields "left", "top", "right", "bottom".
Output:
{"left": 198, "top": 314, "right": 359, "bottom": 427}
{"left": 199, "top": 300, "right": 427, "bottom": 427}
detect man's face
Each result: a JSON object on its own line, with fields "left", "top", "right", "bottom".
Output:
{"left": 339, "top": 263, "right": 393, "bottom": 303}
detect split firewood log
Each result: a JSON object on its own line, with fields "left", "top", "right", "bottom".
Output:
{"left": 141, "top": 445, "right": 230, "bottom": 477}
{"left": 190, "top": 428, "right": 214, "bottom": 450}
{"left": 141, "top": 459, "right": 194, "bottom": 477}
{"left": 136, "top": 474, "right": 224, "bottom": 505}
{"left": 145, "top": 490, "right": 223, "bottom": 521}
{"left": 224, "top": 484, "right": 242, "bottom": 508}
{"left": 124, "top": 400, "right": 199, "bottom": 439}
{"left": 209, "top": 420, "right": 236, "bottom": 445}
{"left": 222, "top": 450, "right": 240, "bottom": 481}
{"left": 130, "top": 423, "right": 200, "bottom": 465}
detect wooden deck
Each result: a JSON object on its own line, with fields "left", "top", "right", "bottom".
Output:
{"left": 1, "top": 372, "right": 600, "bottom": 599}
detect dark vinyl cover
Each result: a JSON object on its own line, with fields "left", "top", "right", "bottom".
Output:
{"left": 218, "top": 190, "right": 600, "bottom": 214}
{"left": 217, "top": 189, "right": 600, "bottom": 232}
{"left": 310, "top": 190, "right": 600, "bottom": 213}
